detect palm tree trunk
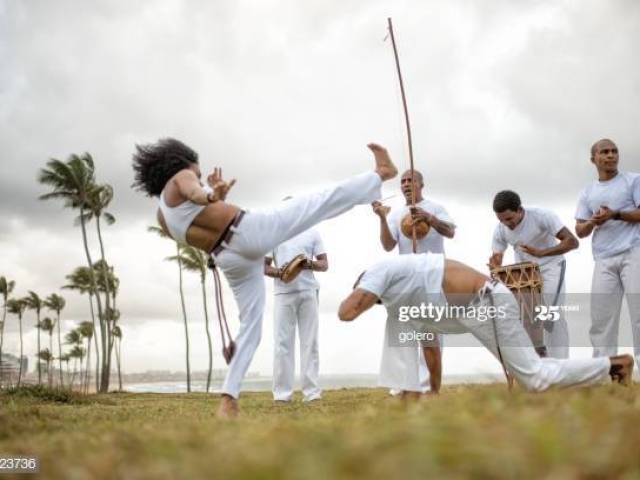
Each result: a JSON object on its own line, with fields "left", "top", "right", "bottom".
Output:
{"left": 56, "top": 312, "right": 63, "bottom": 388}
{"left": 18, "top": 315, "right": 23, "bottom": 388}
{"left": 87, "top": 294, "right": 100, "bottom": 392}
{"left": 78, "top": 208, "right": 107, "bottom": 392}
{"left": 36, "top": 312, "right": 41, "bottom": 385}
{"left": 177, "top": 245, "right": 191, "bottom": 392}
{"left": 95, "top": 216, "right": 113, "bottom": 393}
{"left": 0, "top": 302, "right": 6, "bottom": 386}
{"left": 201, "top": 275, "right": 213, "bottom": 393}
{"left": 85, "top": 340, "right": 92, "bottom": 394}
{"left": 115, "top": 337, "right": 122, "bottom": 391}
{"left": 49, "top": 332, "right": 54, "bottom": 387}
{"left": 71, "top": 357, "right": 77, "bottom": 389}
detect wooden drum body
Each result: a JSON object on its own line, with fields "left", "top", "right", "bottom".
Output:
{"left": 490, "top": 261, "right": 547, "bottom": 357}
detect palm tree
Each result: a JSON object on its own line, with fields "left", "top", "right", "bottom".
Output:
{"left": 149, "top": 225, "right": 192, "bottom": 392}
{"left": 38, "top": 153, "right": 108, "bottom": 392}
{"left": 24, "top": 291, "right": 44, "bottom": 384}
{"left": 39, "top": 318, "right": 55, "bottom": 386}
{"left": 65, "top": 329, "right": 82, "bottom": 389}
{"left": 68, "top": 345, "right": 85, "bottom": 390}
{"left": 93, "top": 259, "right": 119, "bottom": 386}
{"left": 59, "top": 352, "right": 71, "bottom": 386}
{"left": 82, "top": 184, "right": 116, "bottom": 392}
{"left": 63, "top": 266, "right": 100, "bottom": 391}
{"left": 78, "top": 321, "right": 94, "bottom": 393}
{"left": 171, "top": 245, "right": 214, "bottom": 392}
{"left": 44, "top": 294, "right": 66, "bottom": 387}
{"left": 112, "top": 325, "right": 123, "bottom": 391}
{"left": 37, "top": 349, "right": 54, "bottom": 386}
{"left": 0, "top": 277, "right": 16, "bottom": 380}
{"left": 6, "top": 298, "right": 27, "bottom": 387}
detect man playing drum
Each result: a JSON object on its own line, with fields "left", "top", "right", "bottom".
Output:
{"left": 489, "top": 190, "right": 579, "bottom": 358}
{"left": 371, "top": 169, "right": 455, "bottom": 396}
{"left": 339, "top": 254, "right": 634, "bottom": 391}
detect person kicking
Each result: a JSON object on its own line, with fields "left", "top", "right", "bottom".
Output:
{"left": 132, "top": 138, "right": 398, "bottom": 418}
{"left": 338, "top": 254, "right": 634, "bottom": 391}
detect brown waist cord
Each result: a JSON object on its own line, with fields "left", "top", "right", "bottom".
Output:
{"left": 211, "top": 264, "right": 236, "bottom": 364}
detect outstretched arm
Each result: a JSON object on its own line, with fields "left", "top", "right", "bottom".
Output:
{"left": 338, "top": 288, "right": 379, "bottom": 321}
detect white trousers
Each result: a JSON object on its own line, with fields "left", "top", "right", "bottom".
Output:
{"left": 590, "top": 245, "right": 640, "bottom": 366}
{"left": 459, "top": 282, "right": 610, "bottom": 392}
{"left": 380, "top": 319, "right": 436, "bottom": 393}
{"left": 273, "top": 290, "right": 321, "bottom": 402}
{"left": 540, "top": 260, "right": 569, "bottom": 359}
{"left": 214, "top": 171, "right": 382, "bottom": 398}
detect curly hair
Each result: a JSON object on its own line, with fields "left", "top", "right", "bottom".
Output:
{"left": 131, "top": 138, "right": 199, "bottom": 197}
{"left": 493, "top": 190, "right": 521, "bottom": 213}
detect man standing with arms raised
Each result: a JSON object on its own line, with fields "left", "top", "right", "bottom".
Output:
{"left": 371, "top": 169, "right": 455, "bottom": 396}
{"left": 489, "top": 190, "right": 579, "bottom": 358}
{"left": 575, "top": 138, "right": 640, "bottom": 367}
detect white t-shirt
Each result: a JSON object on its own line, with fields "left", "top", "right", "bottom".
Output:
{"left": 269, "top": 229, "right": 325, "bottom": 294}
{"left": 358, "top": 254, "right": 477, "bottom": 336}
{"left": 575, "top": 171, "right": 640, "bottom": 260}
{"left": 387, "top": 199, "right": 454, "bottom": 254}
{"left": 491, "top": 207, "right": 566, "bottom": 267}
{"left": 358, "top": 253, "right": 447, "bottom": 325}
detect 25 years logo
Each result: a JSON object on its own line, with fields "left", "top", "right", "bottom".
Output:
{"left": 534, "top": 305, "right": 560, "bottom": 322}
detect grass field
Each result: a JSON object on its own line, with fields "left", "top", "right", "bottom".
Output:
{"left": 1, "top": 384, "right": 639, "bottom": 479}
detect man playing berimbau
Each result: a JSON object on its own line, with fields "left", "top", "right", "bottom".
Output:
{"left": 371, "top": 169, "right": 455, "bottom": 396}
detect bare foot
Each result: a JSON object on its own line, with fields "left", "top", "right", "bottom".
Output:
{"left": 217, "top": 394, "right": 239, "bottom": 419}
{"left": 609, "top": 354, "right": 634, "bottom": 386}
{"left": 400, "top": 390, "right": 421, "bottom": 402}
{"left": 368, "top": 143, "right": 398, "bottom": 181}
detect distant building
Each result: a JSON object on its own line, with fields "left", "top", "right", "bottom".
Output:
{"left": 0, "top": 353, "right": 27, "bottom": 383}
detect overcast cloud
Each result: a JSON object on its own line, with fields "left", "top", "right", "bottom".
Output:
{"left": 1, "top": 0, "right": 638, "bottom": 375}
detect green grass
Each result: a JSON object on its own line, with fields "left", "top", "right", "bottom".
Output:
{"left": 1, "top": 384, "right": 639, "bottom": 479}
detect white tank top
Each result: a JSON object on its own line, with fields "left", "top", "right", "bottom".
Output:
{"left": 158, "top": 186, "right": 211, "bottom": 243}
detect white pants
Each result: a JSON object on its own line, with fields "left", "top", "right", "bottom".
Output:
{"left": 214, "top": 171, "right": 382, "bottom": 398}
{"left": 590, "top": 245, "right": 640, "bottom": 367}
{"left": 380, "top": 319, "right": 437, "bottom": 393}
{"left": 458, "top": 282, "right": 610, "bottom": 391}
{"left": 540, "top": 260, "right": 569, "bottom": 358}
{"left": 273, "top": 290, "right": 321, "bottom": 402}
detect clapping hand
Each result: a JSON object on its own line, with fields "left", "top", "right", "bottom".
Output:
{"left": 207, "top": 167, "right": 236, "bottom": 202}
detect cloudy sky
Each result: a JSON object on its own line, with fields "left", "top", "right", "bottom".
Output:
{"left": 1, "top": 0, "right": 639, "bottom": 379}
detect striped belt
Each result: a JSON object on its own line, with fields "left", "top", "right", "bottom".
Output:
{"left": 210, "top": 210, "right": 245, "bottom": 256}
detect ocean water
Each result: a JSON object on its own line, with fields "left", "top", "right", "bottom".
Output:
{"left": 125, "top": 373, "right": 504, "bottom": 393}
